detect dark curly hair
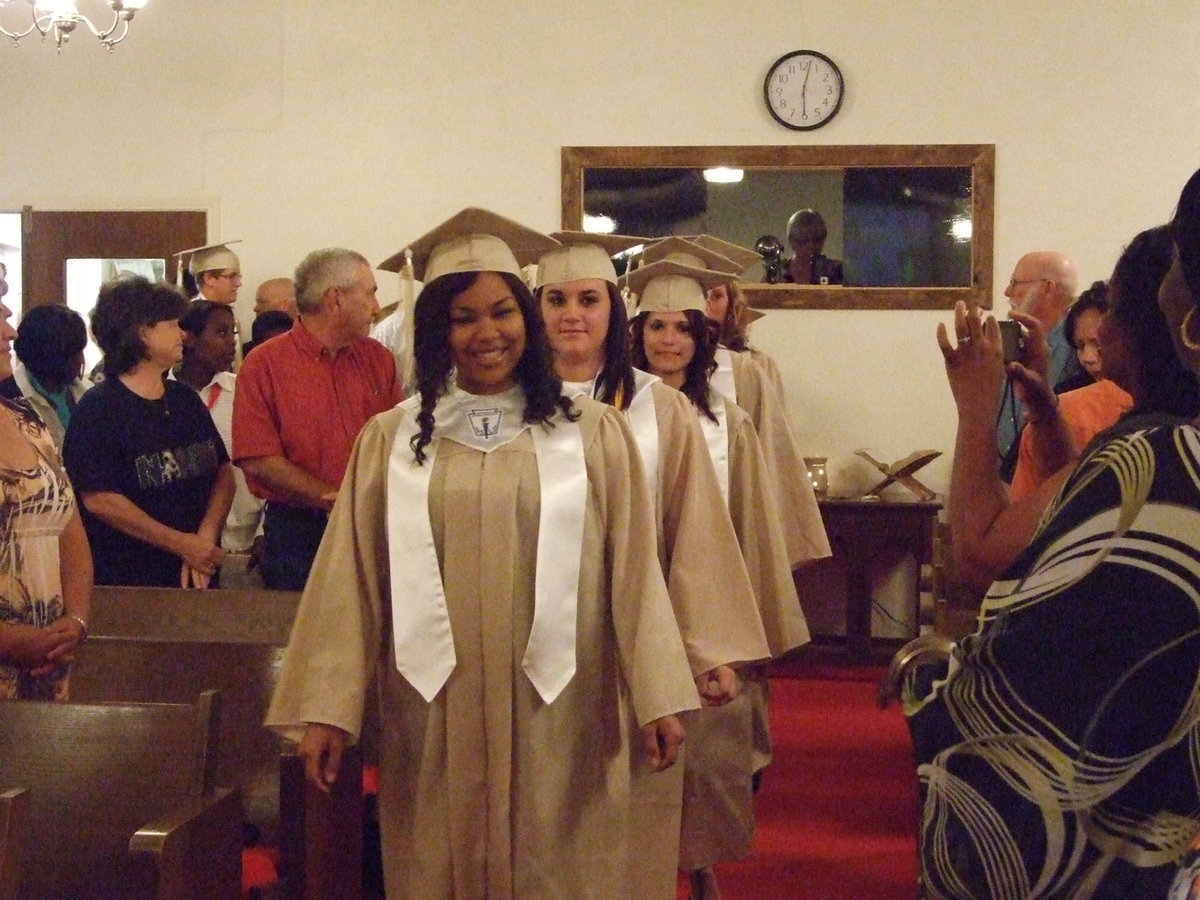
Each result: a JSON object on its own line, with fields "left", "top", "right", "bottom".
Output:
{"left": 13, "top": 303, "right": 87, "bottom": 387}
{"left": 629, "top": 308, "right": 719, "bottom": 422}
{"left": 1172, "top": 166, "right": 1200, "bottom": 303}
{"left": 534, "top": 281, "right": 636, "bottom": 410}
{"left": 179, "top": 298, "right": 233, "bottom": 338}
{"left": 1109, "top": 224, "right": 1200, "bottom": 418}
{"left": 409, "top": 270, "right": 576, "bottom": 463}
{"left": 90, "top": 276, "right": 189, "bottom": 376}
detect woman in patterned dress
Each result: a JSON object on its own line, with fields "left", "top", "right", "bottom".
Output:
{"left": 0, "top": 299, "right": 92, "bottom": 700}
{"left": 908, "top": 169, "right": 1200, "bottom": 897}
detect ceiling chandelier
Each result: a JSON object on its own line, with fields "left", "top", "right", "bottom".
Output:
{"left": 0, "top": 0, "right": 147, "bottom": 52}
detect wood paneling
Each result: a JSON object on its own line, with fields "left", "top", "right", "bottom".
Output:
{"left": 21, "top": 209, "right": 206, "bottom": 312}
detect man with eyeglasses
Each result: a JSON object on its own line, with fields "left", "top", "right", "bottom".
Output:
{"left": 174, "top": 241, "right": 243, "bottom": 306}
{"left": 996, "top": 250, "right": 1080, "bottom": 480}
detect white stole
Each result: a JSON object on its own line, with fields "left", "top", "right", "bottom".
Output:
{"left": 386, "top": 389, "right": 587, "bottom": 703}
{"left": 562, "top": 371, "right": 661, "bottom": 504}
{"left": 625, "top": 369, "right": 661, "bottom": 505}
{"left": 697, "top": 391, "right": 730, "bottom": 507}
{"left": 711, "top": 347, "right": 737, "bottom": 406}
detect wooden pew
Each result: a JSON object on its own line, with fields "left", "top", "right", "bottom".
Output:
{"left": 71, "top": 586, "right": 301, "bottom": 846}
{"left": 0, "top": 690, "right": 241, "bottom": 899}
{"left": 70, "top": 586, "right": 367, "bottom": 900}
{"left": 0, "top": 788, "right": 29, "bottom": 900}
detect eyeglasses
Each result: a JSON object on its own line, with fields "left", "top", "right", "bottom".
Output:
{"left": 215, "top": 271, "right": 242, "bottom": 282}
{"left": 1007, "top": 277, "right": 1044, "bottom": 291}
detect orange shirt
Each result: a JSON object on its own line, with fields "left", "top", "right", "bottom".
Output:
{"left": 232, "top": 322, "right": 402, "bottom": 502}
{"left": 1008, "top": 379, "right": 1132, "bottom": 502}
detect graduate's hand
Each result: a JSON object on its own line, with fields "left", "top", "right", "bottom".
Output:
{"left": 696, "top": 665, "right": 738, "bottom": 707}
{"left": 640, "top": 714, "right": 685, "bottom": 773}
{"left": 299, "top": 722, "right": 349, "bottom": 793}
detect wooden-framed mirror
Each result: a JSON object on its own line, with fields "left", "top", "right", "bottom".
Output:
{"left": 561, "top": 144, "right": 995, "bottom": 310}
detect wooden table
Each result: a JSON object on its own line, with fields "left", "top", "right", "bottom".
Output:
{"left": 795, "top": 495, "right": 942, "bottom": 662}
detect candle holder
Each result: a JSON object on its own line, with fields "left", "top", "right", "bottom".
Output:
{"left": 803, "top": 456, "right": 828, "bottom": 498}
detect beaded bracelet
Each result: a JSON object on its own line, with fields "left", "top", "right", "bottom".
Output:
{"left": 67, "top": 614, "right": 89, "bottom": 641}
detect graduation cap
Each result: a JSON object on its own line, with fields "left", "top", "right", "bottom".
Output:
{"left": 689, "top": 235, "right": 763, "bottom": 274}
{"left": 634, "top": 236, "right": 741, "bottom": 275}
{"left": 619, "top": 259, "right": 728, "bottom": 315}
{"left": 173, "top": 241, "right": 242, "bottom": 277}
{"left": 378, "top": 208, "right": 559, "bottom": 284}
{"left": 683, "top": 235, "right": 767, "bottom": 326}
{"left": 535, "top": 231, "right": 646, "bottom": 288}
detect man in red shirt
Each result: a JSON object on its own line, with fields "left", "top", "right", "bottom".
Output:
{"left": 233, "top": 247, "right": 402, "bottom": 589}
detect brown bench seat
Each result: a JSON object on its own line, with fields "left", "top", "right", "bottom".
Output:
{"left": 0, "top": 690, "right": 241, "bottom": 899}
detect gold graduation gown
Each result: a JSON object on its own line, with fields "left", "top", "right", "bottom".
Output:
{"left": 725, "top": 350, "right": 831, "bottom": 567}
{"left": 627, "top": 380, "right": 772, "bottom": 897}
{"left": 680, "top": 395, "right": 812, "bottom": 867}
{"left": 266, "top": 397, "right": 700, "bottom": 900}
{"left": 722, "top": 394, "right": 812, "bottom": 775}
{"left": 744, "top": 346, "right": 786, "bottom": 401}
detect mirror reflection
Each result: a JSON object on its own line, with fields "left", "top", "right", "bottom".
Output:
{"left": 563, "top": 145, "right": 995, "bottom": 310}
{"left": 582, "top": 166, "right": 973, "bottom": 289}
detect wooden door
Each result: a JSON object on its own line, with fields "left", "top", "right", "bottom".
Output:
{"left": 20, "top": 209, "right": 207, "bottom": 313}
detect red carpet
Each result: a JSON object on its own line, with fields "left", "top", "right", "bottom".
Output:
{"left": 677, "top": 666, "right": 920, "bottom": 899}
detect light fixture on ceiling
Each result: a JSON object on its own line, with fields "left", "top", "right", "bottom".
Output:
{"left": 0, "top": 0, "right": 148, "bottom": 52}
{"left": 703, "top": 167, "right": 744, "bottom": 184}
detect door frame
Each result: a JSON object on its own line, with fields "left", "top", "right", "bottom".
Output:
{"left": 21, "top": 208, "right": 207, "bottom": 313}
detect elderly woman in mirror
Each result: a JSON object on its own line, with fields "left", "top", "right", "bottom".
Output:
{"left": 783, "top": 208, "right": 845, "bottom": 285}
{"left": 906, "top": 168, "right": 1200, "bottom": 898}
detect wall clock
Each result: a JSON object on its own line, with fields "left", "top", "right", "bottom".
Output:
{"left": 763, "top": 50, "right": 844, "bottom": 131}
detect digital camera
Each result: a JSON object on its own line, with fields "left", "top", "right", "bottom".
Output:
{"left": 998, "top": 319, "right": 1024, "bottom": 364}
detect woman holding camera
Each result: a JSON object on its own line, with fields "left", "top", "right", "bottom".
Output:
{"left": 910, "top": 169, "right": 1200, "bottom": 897}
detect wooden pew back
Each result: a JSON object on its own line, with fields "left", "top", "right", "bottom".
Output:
{"left": 0, "top": 690, "right": 237, "bottom": 899}
{"left": 0, "top": 788, "right": 29, "bottom": 900}
{"left": 70, "top": 586, "right": 300, "bottom": 843}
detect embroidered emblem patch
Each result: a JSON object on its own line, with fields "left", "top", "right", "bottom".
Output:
{"left": 467, "top": 407, "right": 502, "bottom": 440}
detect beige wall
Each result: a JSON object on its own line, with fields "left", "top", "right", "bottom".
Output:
{"left": 2, "top": 1, "right": 1197, "bottom": 494}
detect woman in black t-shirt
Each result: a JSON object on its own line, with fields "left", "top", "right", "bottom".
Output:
{"left": 62, "top": 276, "right": 234, "bottom": 588}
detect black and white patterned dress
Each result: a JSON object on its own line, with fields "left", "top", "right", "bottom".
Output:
{"left": 907, "top": 420, "right": 1200, "bottom": 898}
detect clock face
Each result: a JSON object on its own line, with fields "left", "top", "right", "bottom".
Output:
{"left": 764, "top": 51, "right": 844, "bottom": 131}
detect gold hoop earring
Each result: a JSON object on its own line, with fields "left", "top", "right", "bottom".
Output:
{"left": 1182, "top": 307, "right": 1200, "bottom": 352}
